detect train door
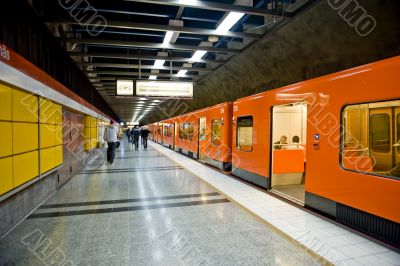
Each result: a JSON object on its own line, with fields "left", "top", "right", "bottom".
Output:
{"left": 198, "top": 117, "right": 206, "bottom": 160}
{"left": 270, "top": 102, "right": 307, "bottom": 204}
{"left": 369, "top": 108, "right": 393, "bottom": 171}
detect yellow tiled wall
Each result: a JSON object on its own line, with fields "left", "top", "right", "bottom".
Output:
{"left": 0, "top": 83, "right": 64, "bottom": 196}
{"left": 83, "top": 115, "right": 99, "bottom": 151}
{"left": 39, "top": 98, "right": 63, "bottom": 174}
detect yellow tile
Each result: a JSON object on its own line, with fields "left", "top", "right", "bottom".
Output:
{"left": 55, "top": 125, "right": 63, "bottom": 145}
{"left": 39, "top": 98, "right": 52, "bottom": 123}
{"left": 0, "top": 157, "right": 13, "bottom": 195}
{"left": 90, "top": 116, "right": 97, "bottom": 128}
{"left": 0, "top": 83, "right": 12, "bottom": 121}
{"left": 90, "top": 128, "right": 97, "bottom": 139}
{"left": 83, "top": 127, "right": 91, "bottom": 139}
{"left": 55, "top": 145, "right": 63, "bottom": 165}
{"left": 85, "top": 116, "right": 91, "bottom": 127}
{"left": 54, "top": 104, "right": 63, "bottom": 125}
{"left": 40, "top": 124, "right": 56, "bottom": 148}
{"left": 0, "top": 122, "right": 12, "bottom": 158}
{"left": 13, "top": 89, "right": 38, "bottom": 122}
{"left": 40, "top": 147, "right": 56, "bottom": 174}
{"left": 13, "top": 123, "right": 38, "bottom": 154}
{"left": 83, "top": 139, "right": 91, "bottom": 151}
{"left": 13, "top": 151, "right": 38, "bottom": 187}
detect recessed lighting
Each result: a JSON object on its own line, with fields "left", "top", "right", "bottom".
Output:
{"left": 162, "top": 31, "right": 174, "bottom": 46}
{"left": 154, "top": 59, "right": 165, "bottom": 68}
{"left": 176, "top": 70, "right": 188, "bottom": 77}
{"left": 216, "top": 12, "right": 245, "bottom": 34}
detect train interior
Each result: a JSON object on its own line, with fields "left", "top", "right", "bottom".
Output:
{"left": 271, "top": 103, "right": 307, "bottom": 204}
{"left": 342, "top": 100, "right": 400, "bottom": 178}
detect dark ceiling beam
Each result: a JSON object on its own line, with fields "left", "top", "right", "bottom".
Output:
{"left": 78, "top": 62, "right": 211, "bottom": 72}
{"left": 63, "top": 38, "right": 240, "bottom": 53}
{"left": 69, "top": 51, "right": 225, "bottom": 64}
{"left": 50, "top": 20, "right": 262, "bottom": 39}
{"left": 124, "top": 0, "right": 293, "bottom": 17}
{"left": 84, "top": 71, "right": 200, "bottom": 78}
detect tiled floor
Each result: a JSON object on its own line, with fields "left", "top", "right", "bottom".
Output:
{"left": 149, "top": 141, "right": 400, "bottom": 266}
{"left": 0, "top": 139, "right": 324, "bottom": 266}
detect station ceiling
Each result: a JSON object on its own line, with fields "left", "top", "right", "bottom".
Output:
{"left": 31, "top": 0, "right": 316, "bottom": 123}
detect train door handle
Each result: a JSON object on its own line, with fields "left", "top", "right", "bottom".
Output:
{"left": 393, "top": 143, "right": 400, "bottom": 147}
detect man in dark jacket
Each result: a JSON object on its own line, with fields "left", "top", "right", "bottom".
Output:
{"left": 141, "top": 127, "right": 150, "bottom": 149}
{"left": 132, "top": 126, "right": 141, "bottom": 150}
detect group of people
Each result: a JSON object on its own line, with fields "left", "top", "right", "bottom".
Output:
{"left": 274, "top": 135, "right": 302, "bottom": 150}
{"left": 126, "top": 126, "right": 150, "bottom": 150}
{"left": 103, "top": 121, "right": 150, "bottom": 165}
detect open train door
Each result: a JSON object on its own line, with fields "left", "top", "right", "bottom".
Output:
{"left": 198, "top": 117, "right": 206, "bottom": 160}
{"left": 270, "top": 102, "right": 307, "bottom": 205}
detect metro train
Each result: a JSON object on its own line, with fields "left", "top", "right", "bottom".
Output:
{"left": 148, "top": 56, "right": 400, "bottom": 248}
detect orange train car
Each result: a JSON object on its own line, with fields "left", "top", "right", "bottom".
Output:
{"left": 149, "top": 57, "right": 400, "bottom": 247}
{"left": 232, "top": 56, "right": 400, "bottom": 247}
{"left": 157, "top": 102, "right": 233, "bottom": 171}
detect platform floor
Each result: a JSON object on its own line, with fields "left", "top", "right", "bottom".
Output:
{"left": 149, "top": 141, "right": 400, "bottom": 266}
{"left": 0, "top": 139, "right": 324, "bottom": 266}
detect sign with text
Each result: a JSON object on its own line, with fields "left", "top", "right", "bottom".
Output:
{"left": 116, "top": 80, "right": 134, "bottom": 96}
{"left": 136, "top": 81, "right": 193, "bottom": 98}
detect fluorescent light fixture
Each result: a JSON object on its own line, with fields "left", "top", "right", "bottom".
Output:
{"left": 153, "top": 100, "right": 161, "bottom": 102}
{"left": 116, "top": 80, "right": 134, "bottom": 96}
{"left": 136, "top": 80, "right": 193, "bottom": 98}
{"left": 216, "top": 12, "right": 245, "bottom": 34}
{"left": 149, "top": 75, "right": 157, "bottom": 80}
{"left": 139, "top": 97, "right": 147, "bottom": 100}
{"left": 176, "top": 70, "right": 188, "bottom": 77}
{"left": 162, "top": 31, "right": 174, "bottom": 46}
{"left": 154, "top": 59, "right": 165, "bottom": 68}
{"left": 191, "top": 50, "right": 207, "bottom": 61}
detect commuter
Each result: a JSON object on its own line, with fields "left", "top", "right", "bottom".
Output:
{"left": 274, "top": 135, "right": 288, "bottom": 149}
{"left": 104, "top": 120, "right": 118, "bottom": 165}
{"left": 126, "top": 129, "right": 131, "bottom": 143}
{"left": 141, "top": 126, "right": 150, "bottom": 149}
{"left": 132, "top": 126, "right": 141, "bottom": 150}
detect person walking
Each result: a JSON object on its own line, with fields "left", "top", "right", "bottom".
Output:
{"left": 141, "top": 126, "right": 150, "bottom": 149}
{"left": 104, "top": 120, "right": 118, "bottom": 165}
{"left": 132, "top": 126, "right": 141, "bottom": 150}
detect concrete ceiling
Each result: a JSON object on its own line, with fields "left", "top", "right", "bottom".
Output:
{"left": 32, "top": 0, "right": 315, "bottom": 123}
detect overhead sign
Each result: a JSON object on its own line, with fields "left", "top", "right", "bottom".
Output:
{"left": 136, "top": 81, "right": 193, "bottom": 98}
{"left": 116, "top": 80, "right": 134, "bottom": 96}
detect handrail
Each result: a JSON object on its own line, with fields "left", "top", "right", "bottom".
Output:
{"left": 343, "top": 147, "right": 369, "bottom": 152}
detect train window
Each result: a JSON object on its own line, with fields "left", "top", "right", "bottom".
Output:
{"left": 237, "top": 116, "right": 253, "bottom": 151}
{"left": 211, "top": 120, "right": 222, "bottom": 146}
{"left": 397, "top": 114, "right": 400, "bottom": 152}
{"left": 179, "top": 123, "right": 184, "bottom": 139}
{"left": 187, "top": 123, "right": 194, "bottom": 141}
{"left": 341, "top": 100, "right": 400, "bottom": 179}
{"left": 370, "top": 114, "right": 390, "bottom": 153}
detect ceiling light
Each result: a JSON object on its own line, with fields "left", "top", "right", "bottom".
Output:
{"left": 153, "top": 100, "right": 161, "bottom": 103}
{"left": 149, "top": 75, "right": 157, "bottom": 80}
{"left": 162, "top": 31, "right": 174, "bottom": 46}
{"left": 176, "top": 70, "right": 188, "bottom": 77}
{"left": 154, "top": 59, "right": 165, "bottom": 68}
{"left": 216, "top": 12, "right": 245, "bottom": 34}
{"left": 191, "top": 50, "right": 207, "bottom": 61}
{"left": 139, "top": 97, "right": 147, "bottom": 100}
